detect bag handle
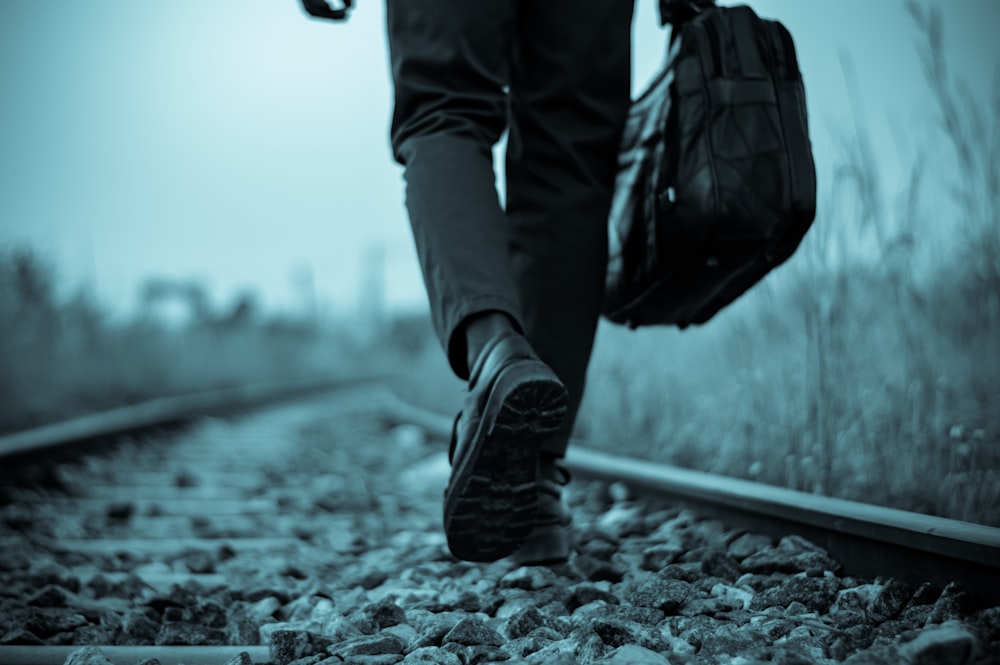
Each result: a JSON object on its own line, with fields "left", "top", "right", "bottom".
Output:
{"left": 300, "top": 0, "right": 353, "bottom": 21}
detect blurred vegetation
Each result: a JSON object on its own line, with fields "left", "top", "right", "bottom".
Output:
{"left": 0, "top": 249, "right": 424, "bottom": 435}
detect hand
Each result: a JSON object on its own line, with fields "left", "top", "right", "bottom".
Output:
{"left": 300, "top": 0, "right": 353, "bottom": 21}
{"left": 659, "top": 0, "right": 716, "bottom": 26}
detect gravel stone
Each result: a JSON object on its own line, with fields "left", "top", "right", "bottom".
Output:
{"left": 628, "top": 576, "right": 691, "bottom": 613}
{"left": 536, "top": 599, "right": 571, "bottom": 620}
{"left": 575, "top": 634, "right": 607, "bottom": 663}
{"left": 499, "top": 566, "right": 558, "bottom": 591}
{"left": 870, "top": 578, "right": 912, "bottom": 620}
{"left": 728, "top": 532, "right": 774, "bottom": 560}
{"left": 269, "top": 630, "right": 335, "bottom": 665}
{"left": 357, "top": 569, "right": 391, "bottom": 590}
{"left": 599, "top": 644, "right": 670, "bottom": 664}
{"left": 504, "top": 605, "right": 546, "bottom": 639}
{"left": 908, "top": 582, "right": 942, "bottom": 607}
{"left": 504, "top": 635, "right": 550, "bottom": 659}
{"left": 284, "top": 654, "right": 325, "bottom": 665}
{"left": 106, "top": 573, "right": 150, "bottom": 601}
{"left": 70, "top": 625, "right": 109, "bottom": 645}
{"left": 161, "top": 607, "right": 183, "bottom": 623}
{"left": 672, "top": 614, "right": 720, "bottom": 650}
{"left": 27, "top": 585, "right": 71, "bottom": 608}
{"left": 698, "top": 622, "right": 766, "bottom": 658}
{"left": 223, "top": 653, "right": 254, "bottom": 665}
{"left": 402, "top": 647, "right": 462, "bottom": 664}
{"left": 751, "top": 574, "right": 839, "bottom": 613}
{"left": 710, "top": 583, "right": 754, "bottom": 611}
{"left": 441, "top": 617, "right": 504, "bottom": 647}
{"left": 423, "top": 589, "right": 483, "bottom": 613}
{"left": 899, "top": 621, "right": 978, "bottom": 665}
{"left": 62, "top": 646, "right": 115, "bottom": 665}
{"left": 829, "top": 606, "right": 869, "bottom": 631}
{"left": 225, "top": 604, "right": 261, "bottom": 645}
{"left": 738, "top": 535, "right": 838, "bottom": 576}
{"left": 741, "top": 547, "right": 837, "bottom": 575}
{"left": 832, "top": 583, "right": 881, "bottom": 614}
{"left": 827, "top": 623, "right": 878, "bottom": 661}
{"left": 596, "top": 504, "right": 646, "bottom": 538}
{"left": 382, "top": 622, "right": 419, "bottom": 649}
{"left": 342, "top": 655, "right": 403, "bottom": 665}
{"left": 526, "top": 625, "right": 564, "bottom": 642}
{"left": 155, "top": 620, "right": 227, "bottom": 646}
{"left": 659, "top": 562, "right": 702, "bottom": 583}
{"left": 180, "top": 549, "right": 216, "bottom": 573}
{"left": 182, "top": 599, "right": 227, "bottom": 628}
{"left": 639, "top": 544, "right": 683, "bottom": 572}
{"left": 591, "top": 617, "right": 663, "bottom": 650}
{"left": 319, "top": 616, "right": 362, "bottom": 643}
{"left": 24, "top": 608, "right": 88, "bottom": 638}
{"left": 929, "top": 582, "right": 969, "bottom": 624}
{"left": 145, "top": 585, "right": 198, "bottom": 613}
{"left": 118, "top": 608, "right": 160, "bottom": 646}
{"left": 969, "top": 606, "right": 1000, "bottom": 644}
{"left": 360, "top": 599, "right": 407, "bottom": 629}
{"left": 0, "top": 629, "right": 45, "bottom": 645}
{"left": 245, "top": 587, "right": 293, "bottom": 605}
{"left": 780, "top": 638, "right": 831, "bottom": 665}
{"left": 410, "top": 612, "right": 468, "bottom": 648}
{"left": 567, "top": 584, "right": 620, "bottom": 612}
{"left": 842, "top": 643, "right": 900, "bottom": 664}
{"left": 699, "top": 548, "right": 743, "bottom": 581}
{"left": 523, "top": 637, "right": 578, "bottom": 664}
{"left": 578, "top": 538, "right": 619, "bottom": 562}
{"left": 29, "top": 563, "right": 81, "bottom": 594}
{"left": 332, "top": 633, "right": 407, "bottom": 658}
{"left": 611, "top": 604, "right": 667, "bottom": 626}
{"left": 778, "top": 535, "right": 832, "bottom": 557}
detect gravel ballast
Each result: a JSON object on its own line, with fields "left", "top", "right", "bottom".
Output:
{"left": 0, "top": 389, "right": 997, "bottom": 664}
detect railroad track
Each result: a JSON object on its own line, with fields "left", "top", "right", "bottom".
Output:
{"left": 0, "top": 379, "right": 997, "bottom": 665}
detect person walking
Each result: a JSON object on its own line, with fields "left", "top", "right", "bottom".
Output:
{"left": 388, "top": 0, "right": 635, "bottom": 565}
{"left": 304, "top": 0, "right": 635, "bottom": 564}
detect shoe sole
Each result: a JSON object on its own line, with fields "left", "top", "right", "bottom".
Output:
{"left": 444, "top": 361, "right": 568, "bottom": 563}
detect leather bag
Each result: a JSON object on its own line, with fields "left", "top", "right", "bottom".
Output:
{"left": 603, "top": 3, "right": 817, "bottom": 328}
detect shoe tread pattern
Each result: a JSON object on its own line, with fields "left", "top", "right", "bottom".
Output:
{"left": 444, "top": 362, "right": 568, "bottom": 562}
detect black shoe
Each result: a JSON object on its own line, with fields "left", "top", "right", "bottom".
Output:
{"left": 511, "top": 456, "right": 573, "bottom": 565}
{"left": 444, "top": 330, "right": 569, "bottom": 562}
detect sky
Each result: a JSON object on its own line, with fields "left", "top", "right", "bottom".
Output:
{"left": 0, "top": 0, "right": 997, "bottom": 320}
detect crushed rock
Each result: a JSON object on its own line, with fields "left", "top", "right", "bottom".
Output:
{"left": 0, "top": 390, "right": 993, "bottom": 665}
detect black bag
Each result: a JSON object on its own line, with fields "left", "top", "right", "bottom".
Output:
{"left": 603, "top": 3, "right": 817, "bottom": 328}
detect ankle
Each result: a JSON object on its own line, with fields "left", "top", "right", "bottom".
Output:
{"left": 464, "top": 311, "right": 516, "bottom": 375}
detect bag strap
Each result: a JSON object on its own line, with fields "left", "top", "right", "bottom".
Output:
{"left": 728, "top": 6, "right": 766, "bottom": 79}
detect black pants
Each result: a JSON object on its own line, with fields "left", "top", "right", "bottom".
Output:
{"left": 387, "top": 1, "right": 634, "bottom": 456}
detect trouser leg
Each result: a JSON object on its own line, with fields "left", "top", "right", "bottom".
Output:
{"left": 506, "top": 0, "right": 634, "bottom": 456}
{"left": 386, "top": 0, "right": 521, "bottom": 378}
